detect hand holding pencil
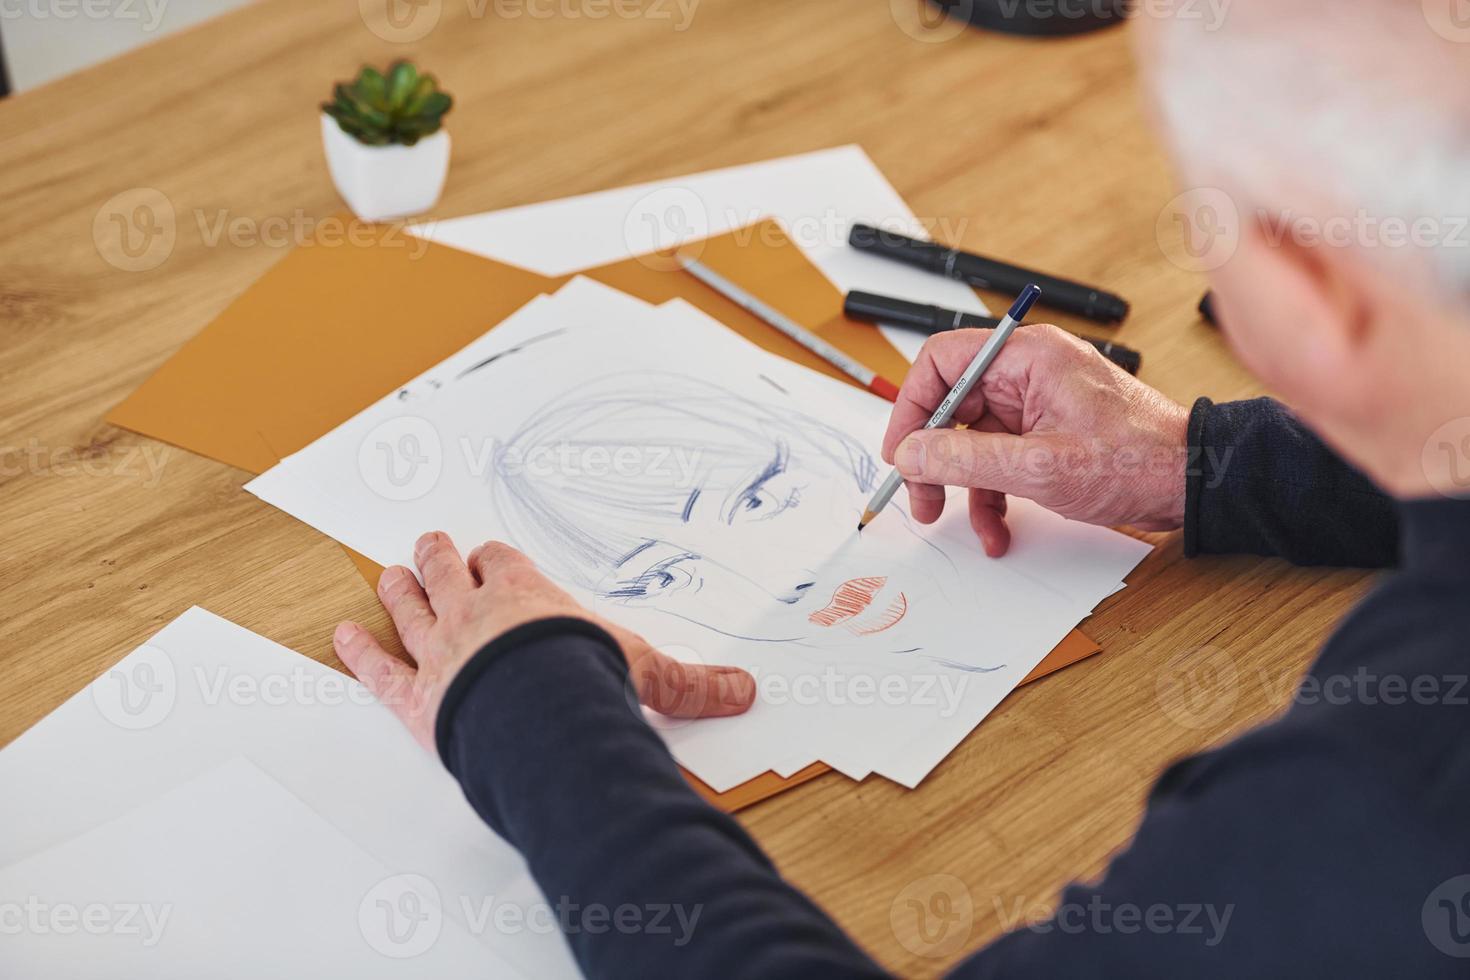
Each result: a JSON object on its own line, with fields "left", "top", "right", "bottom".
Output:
{"left": 876, "top": 308, "right": 1193, "bottom": 558}
{"left": 860, "top": 285, "right": 1041, "bottom": 532}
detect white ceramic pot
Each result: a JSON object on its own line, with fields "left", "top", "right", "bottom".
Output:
{"left": 320, "top": 113, "right": 451, "bottom": 222}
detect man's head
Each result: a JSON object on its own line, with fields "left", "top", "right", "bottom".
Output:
{"left": 1138, "top": 0, "right": 1470, "bottom": 497}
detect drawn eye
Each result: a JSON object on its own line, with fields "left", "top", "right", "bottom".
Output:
{"left": 606, "top": 554, "right": 702, "bottom": 601}
{"left": 730, "top": 485, "right": 799, "bottom": 524}
{"left": 646, "top": 559, "right": 696, "bottom": 592}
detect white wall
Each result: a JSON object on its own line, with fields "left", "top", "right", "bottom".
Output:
{"left": 2, "top": 0, "right": 257, "bottom": 93}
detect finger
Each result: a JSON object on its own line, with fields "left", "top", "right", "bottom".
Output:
{"left": 376, "top": 565, "right": 435, "bottom": 658}
{"left": 896, "top": 414, "right": 1010, "bottom": 525}
{"left": 625, "top": 644, "right": 756, "bottom": 718}
{"left": 969, "top": 488, "right": 1013, "bottom": 558}
{"left": 881, "top": 330, "right": 996, "bottom": 463}
{"left": 333, "top": 622, "right": 425, "bottom": 740}
{"left": 904, "top": 480, "right": 948, "bottom": 525}
{"left": 414, "top": 531, "right": 476, "bottom": 613}
{"left": 894, "top": 428, "right": 1040, "bottom": 495}
{"left": 466, "top": 540, "right": 535, "bottom": 586}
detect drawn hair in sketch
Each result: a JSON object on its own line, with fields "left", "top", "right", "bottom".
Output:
{"left": 490, "top": 370, "right": 877, "bottom": 597}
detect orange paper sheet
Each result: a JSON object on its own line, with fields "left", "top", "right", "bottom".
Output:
{"left": 108, "top": 218, "right": 1102, "bottom": 811}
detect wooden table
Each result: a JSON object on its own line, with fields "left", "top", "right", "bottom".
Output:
{"left": 0, "top": 2, "right": 1373, "bottom": 975}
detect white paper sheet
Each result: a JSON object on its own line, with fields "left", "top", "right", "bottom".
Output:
{"left": 0, "top": 757, "right": 517, "bottom": 978}
{"left": 246, "top": 280, "right": 1151, "bottom": 790}
{"left": 0, "top": 607, "right": 580, "bottom": 979}
{"left": 409, "top": 145, "right": 990, "bottom": 362}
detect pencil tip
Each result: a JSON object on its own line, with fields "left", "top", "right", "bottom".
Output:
{"left": 856, "top": 522, "right": 866, "bottom": 533}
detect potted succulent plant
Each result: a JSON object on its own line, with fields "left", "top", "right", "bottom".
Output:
{"left": 320, "top": 61, "right": 454, "bottom": 222}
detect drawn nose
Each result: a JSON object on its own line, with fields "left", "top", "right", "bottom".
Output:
{"left": 776, "top": 581, "right": 816, "bottom": 605}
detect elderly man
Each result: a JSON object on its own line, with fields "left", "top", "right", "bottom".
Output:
{"left": 330, "top": 2, "right": 1470, "bottom": 976}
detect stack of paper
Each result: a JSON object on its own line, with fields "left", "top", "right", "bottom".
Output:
{"left": 246, "top": 278, "right": 1150, "bottom": 791}
{"left": 0, "top": 608, "right": 580, "bottom": 978}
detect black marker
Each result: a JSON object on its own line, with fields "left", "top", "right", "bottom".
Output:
{"left": 848, "top": 224, "right": 1130, "bottom": 325}
{"left": 844, "top": 290, "right": 1142, "bottom": 376}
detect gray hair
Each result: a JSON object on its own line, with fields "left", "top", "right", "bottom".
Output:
{"left": 1147, "top": 0, "right": 1470, "bottom": 300}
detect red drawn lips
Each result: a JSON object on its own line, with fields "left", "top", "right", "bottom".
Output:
{"left": 808, "top": 577, "right": 909, "bottom": 635}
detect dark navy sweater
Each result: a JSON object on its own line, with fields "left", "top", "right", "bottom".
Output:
{"left": 439, "top": 398, "right": 1470, "bottom": 978}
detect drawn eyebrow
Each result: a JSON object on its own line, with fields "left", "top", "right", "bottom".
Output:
{"left": 613, "top": 539, "right": 658, "bottom": 568}
{"left": 725, "top": 443, "right": 789, "bottom": 524}
{"left": 455, "top": 328, "right": 568, "bottom": 380}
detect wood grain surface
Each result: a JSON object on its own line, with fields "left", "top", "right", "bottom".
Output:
{"left": 0, "top": 2, "right": 1372, "bottom": 975}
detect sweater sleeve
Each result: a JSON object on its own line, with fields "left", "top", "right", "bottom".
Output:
{"left": 1183, "top": 397, "right": 1399, "bottom": 566}
{"left": 440, "top": 490, "right": 1470, "bottom": 980}
{"left": 437, "top": 617, "right": 891, "bottom": 980}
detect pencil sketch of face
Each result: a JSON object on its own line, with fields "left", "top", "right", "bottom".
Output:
{"left": 490, "top": 370, "right": 960, "bottom": 653}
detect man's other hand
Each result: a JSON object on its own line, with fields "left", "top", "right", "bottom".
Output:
{"left": 882, "top": 325, "right": 1191, "bottom": 557}
{"left": 332, "top": 533, "right": 758, "bottom": 751}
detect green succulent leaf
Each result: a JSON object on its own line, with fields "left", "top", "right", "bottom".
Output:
{"left": 386, "top": 61, "right": 419, "bottom": 110}
{"left": 334, "top": 84, "right": 391, "bottom": 129}
{"left": 356, "top": 67, "right": 389, "bottom": 109}
{"left": 415, "top": 92, "right": 452, "bottom": 118}
{"left": 325, "top": 60, "right": 452, "bottom": 147}
{"left": 401, "top": 75, "right": 438, "bottom": 115}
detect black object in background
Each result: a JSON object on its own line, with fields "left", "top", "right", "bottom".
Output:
{"left": 848, "top": 224, "right": 1130, "bottom": 325}
{"left": 0, "top": 24, "right": 10, "bottom": 98}
{"left": 926, "top": 0, "right": 1128, "bottom": 38}
{"left": 845, "top": 289, "right": 1142, "bottom": 375}
{"left": 1199, "top": 291, "right": 1219, "bottom": 327}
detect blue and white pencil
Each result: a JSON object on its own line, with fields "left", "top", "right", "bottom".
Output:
{"left": 857, "top": 284, "right": 1042, "bottom": 532}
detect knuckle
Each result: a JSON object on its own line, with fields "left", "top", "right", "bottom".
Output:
{"left": 345, "top": 629, "right": 377, "bottom": 659}
{"left": 472, "top": 540, "right": 518, "bottom": 571}
{"left": 1026, "top": 322, "right": 1077, "bottom": 357}
{"left": 380, "top": 573, "right": 414, "bottom": 604}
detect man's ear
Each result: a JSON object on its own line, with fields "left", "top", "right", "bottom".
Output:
{"left": 1219, "top": 213, "right": 1378, "bottom": 410}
